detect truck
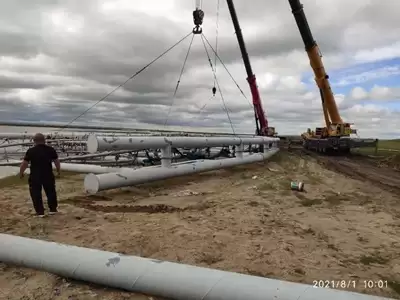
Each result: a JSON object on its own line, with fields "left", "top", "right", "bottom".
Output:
{"left": 288, "top": 0, "right": 377, "bottom": 153}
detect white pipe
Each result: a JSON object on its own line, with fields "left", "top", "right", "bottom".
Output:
{"left": 84, "top": 150, "right": 279, "bottom": 193}
{"left": 87, "top": 134, "right": 279, "bottom": 153}
{"left": 0, "top": 159, "right": 23, "bottom": 166}
{"left": 161, "top": 145, "right": 172, "bottom": 168}
{"left": 0, "top": 234, "right": 391, "bottom": 300}
{"left": 60, "top": 163, "right": 135, "bottom": 174}
{"left": 0, "top": 159, "right": 135, "bottom": 174}
{"left": 0, "top": 150, "right": 138, "bottom": 166}
{"left": 0, "top": 156, "right": 147, "bottom": 167}
{"left": 0, "top": 139, "right": 84, "bottom": 149}
{"left": 58, "top": 150, "right": 132, "bottom": 161}
{"left": 0, "top": 132, "right": 87, "bottom": 140}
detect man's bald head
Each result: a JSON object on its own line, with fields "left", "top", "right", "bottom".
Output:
{"left": 33, "top": 133, "right": 46, "bottom": 145}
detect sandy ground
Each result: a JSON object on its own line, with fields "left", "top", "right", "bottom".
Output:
{"left": 1, "top": 150, "right": 400, "bottom": 299}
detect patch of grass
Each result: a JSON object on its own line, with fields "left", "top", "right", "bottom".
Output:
{"left": 381, "top": 277, "right": 400, "bottom": 296}
{"left": 300, "top": 198, "right": 323, "bottom": 207}
{"left": 357, "top": 148, "right": 400, "bottom": 157}
{"left": 388, "top": 281, "right": 400, "bottom": 296}
{"left": 304, "top": 227, "right": 316, "bottom": 235}
{"left": 307, "top": 173, "right": 323, "bottom": 184}
{"left": 280, "top": 190, "right": 291, "bottom": 196}
{"left": 0, "top": 175, "right": 27, "bottom": 188}
{"left": 327, "top": 243, "right": 339, "bottom": 251}
{"left": 356, "top": 139, "right": 400, "bottom": 157}
{"left": 239, "top": 172, "right": 252, "bottom": 179}
{"left": 258, "top": 182, "right": 275, "bottom": 191}
{"left": 269, "top": 151, "right": 288, "bottom": 163}
{"left": 323, "top": 193, "right": 350, "bottom": 206}
{"left": 247, "top": 200, "right": 260, "bottom": 207}
{"left": 359, "top": 253, "right": 389, "bottom": 265}
{"left": 257, "top": 176, "right": 292, "bottom": 193}
{"left": 358, "top": 197, "right": 373, "bottom": 205}
{"left": 196, "top": 252, "right": 224, "bottom": 265}
{"left": 379, "top": 139, "right": 400, "bottom": 150}
{"left": 277, "top": 177, "right": 291, "bottom": 190}
{"left": 294, "top": 267, "right": 306, "bottom": 275}
{"left": 244, "top": 268, "right": 275, "bottom": 278}
{"left": 295, "top": 193, "right": 322, "bottom": 206}
{"left": 357, "top": 236, "right": 369, "bottom": 243}
{"left": 0, "top": 170, "right": 79, "bottom": 189}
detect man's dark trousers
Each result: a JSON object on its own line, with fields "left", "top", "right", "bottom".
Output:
{"left": 28, "top": 175, "right": 58, "bottom": 215}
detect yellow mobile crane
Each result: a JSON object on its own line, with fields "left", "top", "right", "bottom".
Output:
{"left": 288, "top": 0, "right": 377, "bottom": 153}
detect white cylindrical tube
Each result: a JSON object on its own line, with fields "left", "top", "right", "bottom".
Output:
{"left": 86, "top": 134, "right": 280, "bottom": 153}
{"left": 60, "top": 163, "right": 134, "bottom": 174}
{"left": 0, "top": 234, "right": 392, "bottom": 300}
{"left": 0, "top": 160, "right": 134, "bottom": 174}
{"left": 84, "top": 150, "right": 279, "bottom": 193}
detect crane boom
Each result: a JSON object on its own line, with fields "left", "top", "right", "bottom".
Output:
{"left": 226, "top": 0, "right": 275, "bottom": 136}
{"left": 285, "top": 0, "right": 377, "bottom": 153}
{"left": 289, "top": 0, "right": 342, "bottom": 126}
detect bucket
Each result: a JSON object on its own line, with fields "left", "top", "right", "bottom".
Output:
{"left": 290, "top": 181, "right": 304, "bottom": 191}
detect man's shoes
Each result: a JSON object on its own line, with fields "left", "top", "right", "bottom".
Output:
{"left": 49, "top": 210, "right": 58, "bottom": 215}
{"left": 35, "top": 214, "right": 45, "bottom": 218}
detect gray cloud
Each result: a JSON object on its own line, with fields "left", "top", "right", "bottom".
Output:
{"left": 0, "top": 0, "right": 399, "bottom": 137}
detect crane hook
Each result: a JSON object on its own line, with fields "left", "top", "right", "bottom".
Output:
{"left": 192, "top": 8, "right": 204, "bottom": 34}
{"left": 212, "top": 86, "right": 217, "bottom": 96}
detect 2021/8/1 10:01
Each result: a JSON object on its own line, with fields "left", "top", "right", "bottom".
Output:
{"left": 313, "top": 280, "right": 388, "bottom": 289}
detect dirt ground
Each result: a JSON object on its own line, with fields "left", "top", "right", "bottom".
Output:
{"left": 1, "top": 150, "right": 400, "bottom": 299}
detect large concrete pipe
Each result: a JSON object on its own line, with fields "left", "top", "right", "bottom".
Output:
{"left": 0, "top": 234, "right": 392, "bottom": 300}
{"left": 84, "top": 150, "right": 279, "bottom": 193}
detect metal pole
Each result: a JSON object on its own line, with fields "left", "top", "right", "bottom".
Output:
{"left": 86, "top": 134, "right": 279, "bottom": 153}
{"left": 84, "top": 150, "right": 279, "bottom": 193}
{"left": 0, "top": 234, "right": 392, "bottom": 300}
{"left": 0, "top": 132, "right": 88, "bottom": 140}
{"left": 161, "top": 145, "right": 172, "bottom": 168}
{"left": 0, "top": 159, "right": 134, "bottom": 174}
{"left": 59, "top": 163, "right": 135, "bottom": 174}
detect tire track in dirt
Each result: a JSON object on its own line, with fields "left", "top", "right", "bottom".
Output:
{"left": 291, "top": 148, "right": 400, "bottom": 195}
{"left": 63, "top": 195, "right": 215, "bottom": 213}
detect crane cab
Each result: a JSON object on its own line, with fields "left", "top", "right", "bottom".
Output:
{"left": 327, "top": 123, "right": 354, "bottom": 137}
{"left": 266, "top": 127, "right": 276, "bottom": 136}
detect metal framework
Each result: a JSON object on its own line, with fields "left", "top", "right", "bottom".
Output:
{"left": 87, "top": 134, "right": 278, "bottom": 153}
{"left": 83, "top": 134, "right": 280, "bottom": 192}
{"left": 84, "top": 149, "right": 279, "bottom": 193}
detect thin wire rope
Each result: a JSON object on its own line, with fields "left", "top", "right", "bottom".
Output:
{"left": 213, "top": 0, "right": 220, "bottom": 87}
{"left": 57, "top": 31, "right": 193, "bottom": 132}
{"left": 201, "top": 35, "right": 236, "bottom": 135}
{"left": 202, "top": 33, "right": 253, "bottom": 110}
{"left": 164, "top": 34, "right": 195, "bottom": 127}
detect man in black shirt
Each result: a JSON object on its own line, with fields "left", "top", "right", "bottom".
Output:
{"left": 19, "top": 133, "right": 61, "bottom": 217}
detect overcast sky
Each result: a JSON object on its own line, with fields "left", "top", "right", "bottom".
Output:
{"left": 1, "top": 0, "right": 399, "bottom": 138}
